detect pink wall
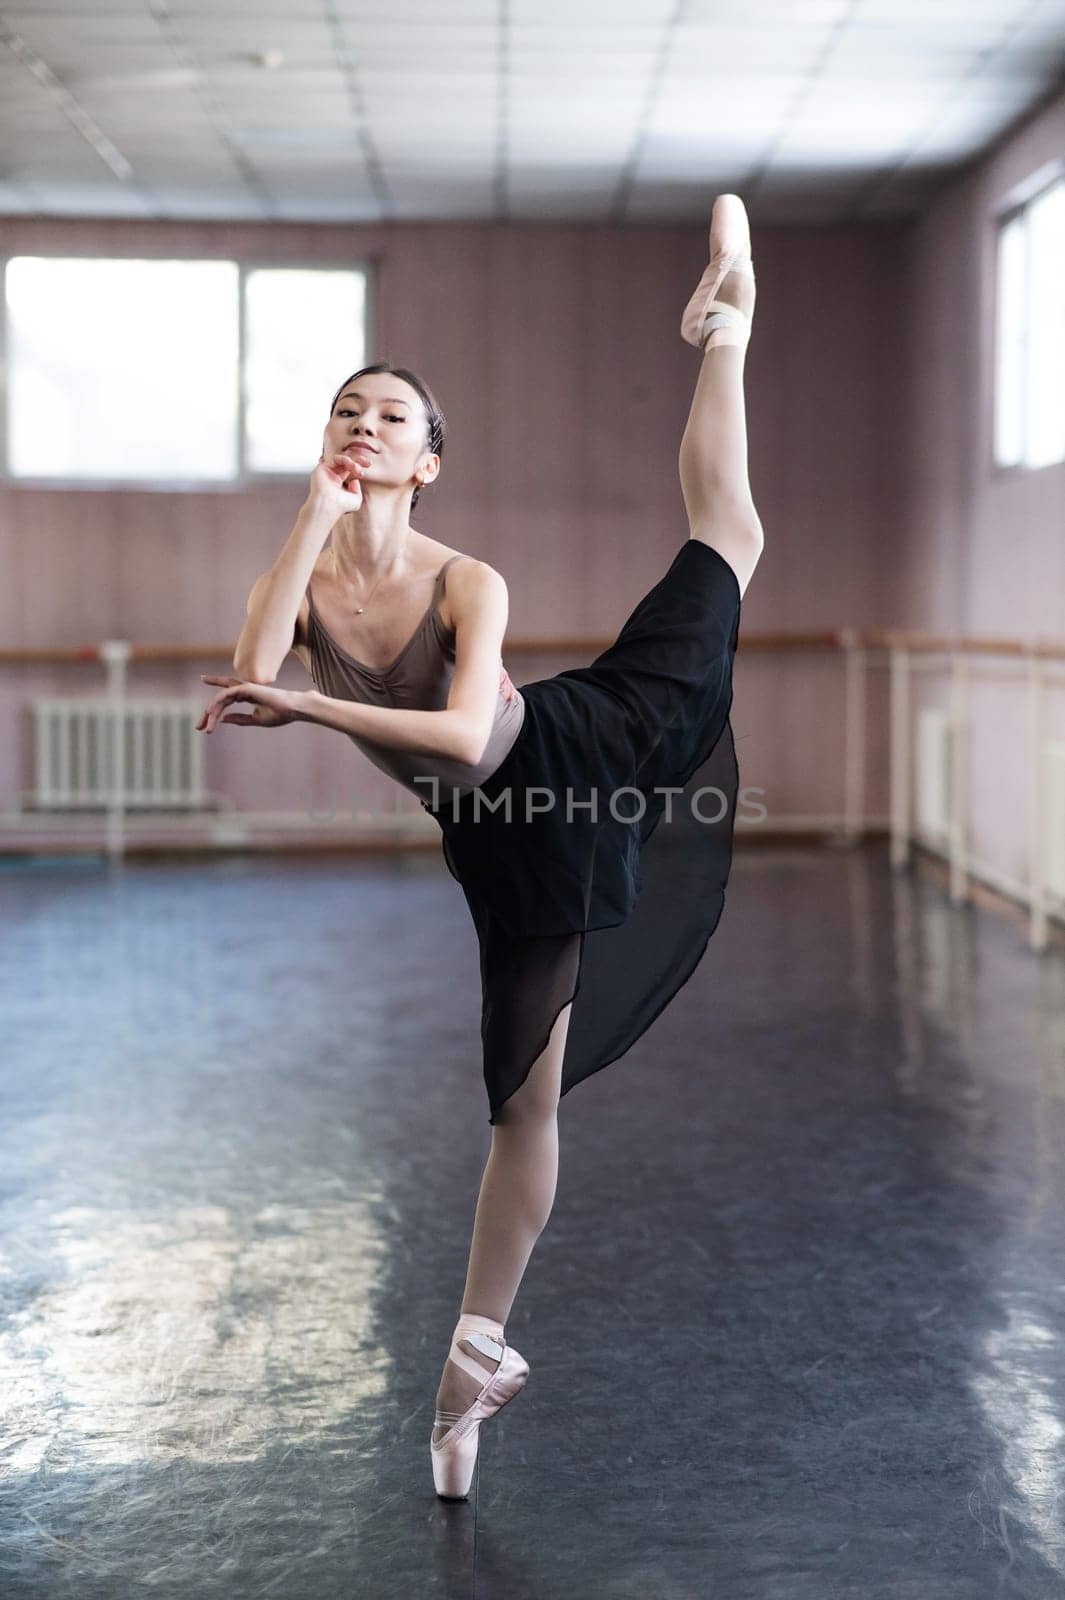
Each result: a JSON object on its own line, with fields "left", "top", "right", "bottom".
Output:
{"left": 0, "top": 211, "right": 910, "bottom": 842}
{"left": 898, "top": 85, "right": 1065, "bottom": 899}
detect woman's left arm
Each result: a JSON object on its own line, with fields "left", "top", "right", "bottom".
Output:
{"left": 197, "top": 678, "right": 479, "bottom": 763}
{"left": 197, "top": 560, "right": 512, "bottom": 766}
{"left": 299, "top": 691, "right": 479, "bottom": 763}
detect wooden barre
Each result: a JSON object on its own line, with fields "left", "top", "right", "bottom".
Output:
{"left": 2, "top": 629, "right": 1065, "bottom": 665}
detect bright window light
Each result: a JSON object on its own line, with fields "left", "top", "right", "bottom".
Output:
{"left": 994, "top": 178, "right": 1065, "bottom": 471}
{"left": 6, "top": 257, "right": 239, "bottom": 480}
{"left": 2, "top": 257, "right": 369, "bottom": 486}
{"left": 994, "top": 216, "right": 1026, "bottom": 468}
{"left": 244, "top": 268, "right": 367, "bottom": 474}
{"left": 1026, "top": 181, "right": 1065, "bottom": 469}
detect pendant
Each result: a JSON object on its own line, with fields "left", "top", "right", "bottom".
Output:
{"left": 355, "top": 607, "right": 365, "bottom": 614}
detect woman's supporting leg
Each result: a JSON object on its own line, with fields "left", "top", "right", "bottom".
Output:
{"left": 432, "top": 999, "right": 573, "bottom": 1445}
{"left": 462, "top": 996, "right": 572, "bottom": 1317}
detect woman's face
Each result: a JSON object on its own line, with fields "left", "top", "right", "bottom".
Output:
{"left": 322, "top": 372, "right": 437, "bottom": 496}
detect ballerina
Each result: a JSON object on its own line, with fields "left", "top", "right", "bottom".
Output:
{"left": 197, "top": 192, "right": 764, "bottom": 1500}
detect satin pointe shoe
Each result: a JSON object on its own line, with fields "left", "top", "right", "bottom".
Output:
{"left": 430, "top": 1328, "right": 531, "bottom": 1500}
{"left": 680, "top": 191, "right": 756, "bottom": 352}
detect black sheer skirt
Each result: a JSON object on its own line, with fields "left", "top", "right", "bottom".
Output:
{"left": 421, "top": 536, "right": 743, "bottom": 1125}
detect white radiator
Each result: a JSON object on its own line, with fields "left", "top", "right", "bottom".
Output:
{"left": 32, "top": 698, "right": 207, "bottom": 810}
{"left": 1044, "top": 739, "right": 1065, "bottom": 902}
{"left": 917, "top": 706, "right": 952, "bottom": 840}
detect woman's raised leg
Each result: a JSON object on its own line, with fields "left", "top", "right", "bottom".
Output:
{"left": 678, "top": 195, "right": 764, "bottom": 571}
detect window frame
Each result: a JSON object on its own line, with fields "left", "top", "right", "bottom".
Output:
{"left": 0, "top": 251, "right": 377, "bottom": 492}
{"left": 991, "top": 166, "right": 1065, "bottom": 478}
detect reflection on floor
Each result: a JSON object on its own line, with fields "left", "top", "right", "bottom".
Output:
{"left": 1, "top": 843, "right": 1063, "bottom": 1599}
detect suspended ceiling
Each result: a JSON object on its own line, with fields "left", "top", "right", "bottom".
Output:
{"left": 0, "top": 0, "right": 1063, "bottom": 225}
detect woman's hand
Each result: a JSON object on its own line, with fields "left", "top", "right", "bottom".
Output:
{"left": 306, "top": 450, "right": 372, "bottom": 517}
{"left": 196, "top": 674, "right": 305, "bottom": 732}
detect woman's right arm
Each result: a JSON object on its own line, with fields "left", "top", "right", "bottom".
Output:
{"left": 232, "top": 500, "right": 335, "bottom": 683}
{"left": 232, "top": 453, "right": 368, "bottom": 683}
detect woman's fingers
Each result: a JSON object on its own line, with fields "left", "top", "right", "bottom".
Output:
{"left": 198, "top": 685, "right": 243, "bottom": 731}
{"left": 332, "top": 454, "right": 370, "bottom": 482}
{"left": 214, "top": 689, "right": 245, "bottom": 729}
{"left": 197, "top": 676, "right": 244, "bottom": 731}
{"left": 197, "top": 680, "right": 292, "bottom": 731}
{"left": 198, "top": 691, "right": 226, "bottom": 728}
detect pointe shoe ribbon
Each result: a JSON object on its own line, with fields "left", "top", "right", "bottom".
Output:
{"left": 681, "top": 192, "right": 756, "bottom": 352}
{"left": 430, "top": 1339, "right": 531, "bottom": 1500}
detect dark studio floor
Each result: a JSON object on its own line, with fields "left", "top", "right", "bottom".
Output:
{"left": 1, "top": 841, "right": 1063, "bottom": 1600}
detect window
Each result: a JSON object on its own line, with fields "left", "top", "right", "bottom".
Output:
{"left": 244, "top": 268, "right": 368, "bottom": 475}
{"left": 994, "top": 177, "right": 1065, "bottom": 471}
{"left": 1, "top": 257, "right": 370, "bottom": 486}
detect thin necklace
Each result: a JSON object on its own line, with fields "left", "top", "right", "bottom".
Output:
{"left": 331, "top": 552, "right": 400, "bottom": 614}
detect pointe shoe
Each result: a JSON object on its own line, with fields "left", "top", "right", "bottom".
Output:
{"left": 680, "top": 191, "right": 756, "bottom": 352}
{"left": 430, "top": 1331, "right": 531, "bottom": 1500}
